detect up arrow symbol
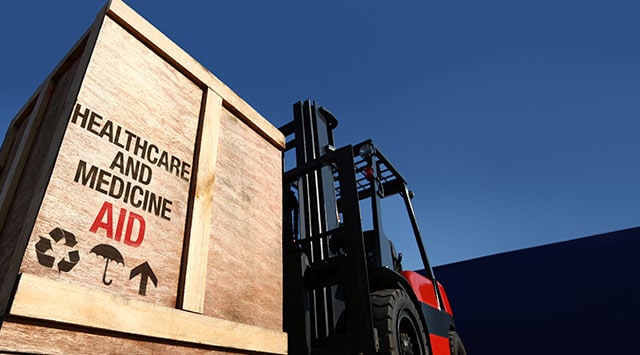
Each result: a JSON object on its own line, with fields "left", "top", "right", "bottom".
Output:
{"left": 129, "top": 261, "right": 158, "bottom": 296}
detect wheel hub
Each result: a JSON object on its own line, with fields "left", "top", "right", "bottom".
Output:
{"left": 399, "top": 332, "right": 414, "bottom": 354}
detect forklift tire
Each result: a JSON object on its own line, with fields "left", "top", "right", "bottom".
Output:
{"left": 449, "top": 330, "right": 467, "bottom": 355}
{"left": 371, "top": 289, "right": 429, "bottom": 355}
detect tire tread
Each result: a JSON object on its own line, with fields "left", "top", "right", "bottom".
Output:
{"left": 371, "top": 289, "right": 428, "bottom": 355}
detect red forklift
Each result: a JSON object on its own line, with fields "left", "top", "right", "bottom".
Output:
{"left": 281, "top": 100, "right": 466, "bottom": 354}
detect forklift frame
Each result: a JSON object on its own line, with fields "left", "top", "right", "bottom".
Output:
{"left": 281, "top": 100, "right": 457, "bottom": 354}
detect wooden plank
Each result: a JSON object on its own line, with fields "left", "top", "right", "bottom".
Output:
{"left": 0, "top": 58, "right": 85, "bottom": 315}
{"left": 0, "top": 6, "right": 108, "bottom": 316}
{"left": 2, "top": 5, "right": 285, "bottom": 352}
{"left": 9, "top": 273, "right": 287, "bottom": 354}
{"left": 0, "top": 320, "right": 243, "bottom": 354}
{"left": 0, "top": 12, "right": 95, "bottom": 178}
{"left": 180, "top": 89, "right": 222, "bottom": 313}
{"left": 0, "top": 99, "right": 35, "bottom": 174}
{"left": 0, "top": 83, "right": 52, "bottom": 235}
{"left": 0, "top": 15, "right": 92, "bottom": 237}
{"left": 0, "top": 85, "right": 52, "bottom": 314}
{"left": 105, "top": 0, "right": 285, "bottom": 150}
{"left": 203, "top": 107, "right": 283, "bottom": 331}
{"left": 19, "top": 15, "right": 202, "bottom": 306}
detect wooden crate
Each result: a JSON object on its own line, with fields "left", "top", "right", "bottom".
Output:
{"left": 0, "top": 1, "right": 286, "bottom": 353}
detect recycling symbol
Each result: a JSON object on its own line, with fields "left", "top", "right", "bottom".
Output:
{"left": 35, "top": 227, "right": 80, "bottom": 272}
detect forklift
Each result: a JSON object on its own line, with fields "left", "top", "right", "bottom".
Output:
{"left": 281, "top": 100, "right": 466, "bottom": 355}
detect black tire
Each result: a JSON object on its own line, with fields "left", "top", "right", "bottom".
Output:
{"left": 449, "top": 330, "right": 467, "bottom": 355}
{"left": 371, "top": 289, "right": 429, "bottom": 355}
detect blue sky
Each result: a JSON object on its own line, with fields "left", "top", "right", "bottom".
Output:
{"left": 1, "top": 1, "right": 638, "bottom": 270}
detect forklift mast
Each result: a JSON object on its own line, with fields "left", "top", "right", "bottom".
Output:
{"left": 281, "top": 100, "right": 456, "bottom": 354}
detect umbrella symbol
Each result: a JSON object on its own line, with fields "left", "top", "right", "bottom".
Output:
{"left": 90, "top": 244, "right": 125, "bottom": 285}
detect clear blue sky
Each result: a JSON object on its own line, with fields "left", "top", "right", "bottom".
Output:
{"left": 1, "top": 1, "right": 638, "bottom": 270}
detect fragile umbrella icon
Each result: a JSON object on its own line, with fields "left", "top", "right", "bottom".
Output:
{"left": 90, "top": 244, "right": 125, "bottom": 285}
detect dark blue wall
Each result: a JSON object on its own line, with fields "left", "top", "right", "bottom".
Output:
{"left": 433, "top": 227, "right": 640, "bottom": 355}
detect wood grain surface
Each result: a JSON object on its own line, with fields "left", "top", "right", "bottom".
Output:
{"left": 19, "top": 15, "right": 202, "bottom": 307}
{"left": 180, "top": 89, "right": 222, "bottom": 313}
{"left": 0, "top": 321, "right": 248, "bottom": 355}
{"left": 0, "top": 50, "right": 86, "bottom": 313}
{"left": 1, "top": 273, "right": 287, "bottom": 354}
{"left": 204, "top": 108, "right": 283, "bottom": 331}
{"left": 1, "top": 0, "right": 286, "bottom": 352}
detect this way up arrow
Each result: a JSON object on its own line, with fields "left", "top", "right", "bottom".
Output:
{"left": 129, "top": 261, "right": 157, "bottom": 296}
